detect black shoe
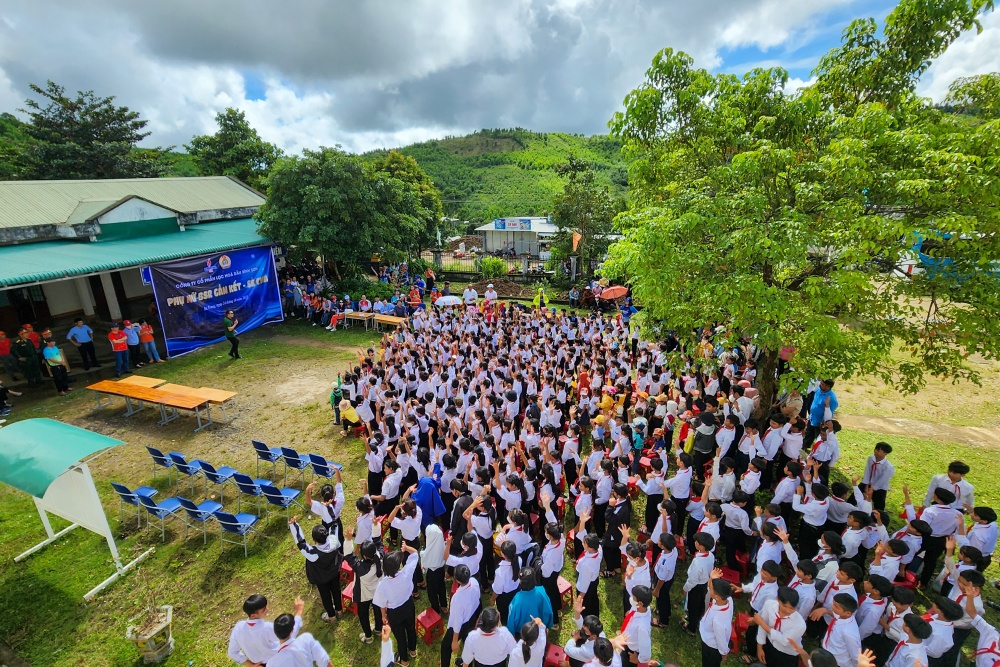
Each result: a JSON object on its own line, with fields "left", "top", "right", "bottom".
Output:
{"left": 234, "top": 355, "right": 242, "bottom": 359}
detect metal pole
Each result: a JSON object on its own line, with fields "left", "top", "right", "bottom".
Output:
{"left": 570, "top": 256, "right": 578, "bottom": 282}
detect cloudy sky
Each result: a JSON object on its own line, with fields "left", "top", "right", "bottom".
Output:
{"left": 0, "top": 0, "right": 997, "bottom": 154}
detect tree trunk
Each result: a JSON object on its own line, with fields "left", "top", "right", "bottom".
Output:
{"left": 752, "top": 347, "right": 781, "bottom": 421}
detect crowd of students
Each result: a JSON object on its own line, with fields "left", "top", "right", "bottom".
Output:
{"left": 227, "top": 302, "right": 999, "bottom": 667}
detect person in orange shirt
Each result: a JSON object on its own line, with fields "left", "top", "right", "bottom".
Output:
{"left": 137, "top": 319, "right": 165, "bottom": 363}
{"left": 407, "top": 287, "right": 422, "bottom": 313}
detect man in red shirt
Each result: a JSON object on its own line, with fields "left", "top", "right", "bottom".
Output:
{"left": 108, "top": 323, "right": 130, "bottom": 378}
{"left": 0, "top": 330, "right": 20, "bottom": 380}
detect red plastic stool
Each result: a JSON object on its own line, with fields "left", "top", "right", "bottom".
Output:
{"left": 340, "top": 560, "right": 354, "bottom": 588}
{"left": 735, "top": 550, "right": 751, "bottom": 578}
{"left": 676, "top": 540, "right": 686, "bottom": 562}
{"left": 720, "top": 567, "right": 741, "bottom": 592}
{"left": 352, "top": 425, "right": 366, "bottom": 438}
{"left": 341, "top": 586, "right": 356, "bottom": 615}
{"left": 556, "top": 497, "right": 566, "bottom": 520}
{"left": 558, "top": 576, "right": 573, "bottom": 608}
{"left": 732, "top": 612, "right": 751, "bottom": 651}
{"left": 544, "top": 644, "right": 567, "bottom": 667}
{"left": 416, "top": 608, "right": 445, "bottom": 645}
{"left": 896, "top": 571, "right": 918, "bottom": 590}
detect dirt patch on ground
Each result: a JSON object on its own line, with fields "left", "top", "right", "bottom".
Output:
{"left": 273, "top": 374, "right": 333, "bottom": 405}
{"left": 839, "top": 413, "right": 1000, "bottom": 448}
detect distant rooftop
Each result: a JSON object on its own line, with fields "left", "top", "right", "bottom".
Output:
{"left": 0, "top": 176, "right": 264, "bottom": 230}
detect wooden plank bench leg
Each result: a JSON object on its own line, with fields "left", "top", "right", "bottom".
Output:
{"left": 92, "top": 392, "right": 114, "bottom": 412}
{"left": 193, "top": 404, "right": 213, "bottom": 432}
{"left": 157, "top": 404, "right": 179, "bottom": 426}
{"left": 123, "top": 396, "right": 146, "bottom": 417}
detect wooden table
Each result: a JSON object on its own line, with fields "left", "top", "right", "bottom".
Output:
{"left": 374, "top": 315, "right": 408, "bottom": 330}
{"left": 117, "top": 376, "right": 166, "bottom": 388}
{"left": 159, "top": 383, "right": 238, "bottom": 424}
{"left": 88, "top": 380, "right": 212, "bottom": 431}
{"left": 345, "top": 312, "right": 375, "bottom": 330}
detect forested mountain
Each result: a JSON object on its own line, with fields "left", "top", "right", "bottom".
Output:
{"left": 366, "top": 128, "right": 628, "bottom": 223}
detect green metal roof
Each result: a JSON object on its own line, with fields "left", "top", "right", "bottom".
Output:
{"left": 0, "top": 176, "right": 264, "bottom": 229}
{"left": 0, "top": 419, "right": 124, "bottom": 497}
{"left": 0, "top": 217, "right": 270, "bottom": 287}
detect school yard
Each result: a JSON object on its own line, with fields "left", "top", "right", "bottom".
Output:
{"left": 1, "top": 320, "right": 1000, "bottom": 666}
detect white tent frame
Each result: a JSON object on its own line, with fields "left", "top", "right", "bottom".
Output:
{"left": 13, "top": 459, "right": 153, "bottom": 600}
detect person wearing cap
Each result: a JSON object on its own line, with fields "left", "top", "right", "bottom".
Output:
{"left": 0, "top": 330, "right": 21, "bottom": 381}
{"left": 122, "top": 320, "right": 144, "bottom": 368}
{"left": 484, "top": 284, "right": 498, "bottom": 302}
{"left": 42, "top": 339, "right": 71, "bottom": 395}
{"left": 13, "top": 329, "right": 42, "bottom": 385}
{"left": 66, "top": 317, "right": 100, "bottom": 371}
{"left": 108, "top": 323, "right": 130, "bottom": 377}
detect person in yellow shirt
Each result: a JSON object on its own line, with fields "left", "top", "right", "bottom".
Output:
{"left": 339, "top": 399, "right": 361, "bottom": 435}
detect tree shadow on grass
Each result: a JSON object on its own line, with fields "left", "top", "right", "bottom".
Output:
{"left": 0, "top": 573, "right": 87, "bottom": 665}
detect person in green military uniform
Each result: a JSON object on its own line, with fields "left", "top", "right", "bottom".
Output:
{"left": 13, "top": 329, "right": 42, "bottom": 386}
{"left": 223, "top": 310, "right": 241, "bottom": 359}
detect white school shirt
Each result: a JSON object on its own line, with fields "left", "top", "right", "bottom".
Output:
{"left": 228, "top": 616, "right": 302, "bottom": 665}
{"left": 739, "top": 469, "right": 761, "bottom": 495}
{"left": 755, "top": 540, "right": 784, "bottom": 568}
{"left": 868, "top": 554, "right": 902, "bottom": 582}
{"left": 757, "top": 600, "right": 806, "bottom": 657}
{"left": 448, "top": 579, "right": 482, "bottom": 632}
{"left": 721, "top": 503, "right": 753, "bottom": 535}
{"left": 420, "top": 524, "right": 447, "bottom": 570}
{"left": 662, "top": 467, "right": 692, "bottom": 499}
{"left": 541, "top": 539, "right": 566, "bottom": 577}
{"left": 779, "top": 424, "right": 803, "bottom": 459}
{"left": 820, "top": 582, "right": 857, "bottom": 613}
{"left": 964, "top": 521, "right": 999, "bottom": 557}
{"left": 509, "top": 635, "right": 547, "bottom": 667}
{"left": 914, "top": 503, "right": 962, "bottom": 538}
{"left": 857, "top": 596, "right": 888, "bottom": 639}
{"left": 683, "top": 552, "right": 713, "bottom": 593}
{"left": 649, "top": 512, "right": 672, "bottom": 545}
{"left": 792, "top": 491, "right": 828, "bottom": 527}
{"left": 268, "top": 633, "right": 330, "bottom": 667}
{"left": 787, "top": 578, "right": 817, "bottom": 618}
{"left": 623, "top": 558, "right": 651, "bottom": 595}
{"left": 745, "top": 575, "right": 778, "bottom": 613}
{"left": 772, "top": 476, "right": 798, "bottom": 504}
{"left": 692, "top": 517, "right": 720, "bottom": 544}
{"left": 738, "top": 433, "right": 765, "bottom": 459}
{"left": 821, "top": 615, "right": 862, "bottom": 667}
{"left": 462, "top": 628, "right": 518, "bottom": 667}
{"left": 372, "top": 552, "right": 419, "bottom": 609}
{"left": 886, "top": 641, "right": 928, "bottom": 667}
{"left": 924, "top": 474, "right": 975, "bottom": 510}
{"left": 971, "top": 614, "right": 1000, "bottom": 667}
{"left": 699, "top": 600, "right": 734, "bottom": 655}
{"left": 826, "top": 496, "right": 852, "bottom": 526}
{"left": 653, "top": 549, "right": 677, "bottom": 583}
{"left": 622, "top": 608, "right": 652, "bottom": 663}
{"left": 948, "top": 589, "right": 985, "bottom": 630}
{"left": 882, "top": 604, "right": 911, "bottom": 642}
{"left": 842, "top": 528, "right": 866, "bottom": 559}
{"left": 861, "top": 455, "right": 894, "bottom": 490}
{"left": 575, "top": 541, "right": 603, "bottom": 593}
{"left": 923, "top": 617, "right": 955, "bottom": 659}
{"left": 391, "top": 509, "right": 423, "bottom": 541}
{"left": 760, "top": 428, "right": 783, "bottom": 460}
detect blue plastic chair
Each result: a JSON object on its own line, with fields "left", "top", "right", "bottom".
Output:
{"left": 259, "top": 483, "right": 304, "bottom": 521}
{"left": 251, "top": 440, "right": 283, "bottom": 479}
{"left": 146, "top": 446, "right": 180, "bottom": 486}
{"left": 232, "top": 473, "right": 271, "bottom": 513}
{"left": 137, "top": 494, "right": 187, "bottom": 541}
{"left": 175, "top": 496, "right": 224, "bottom": 544}
{"left": 215, "top": 511, "right": 260, "bottom": 557}
{"left": 307, "top": 453, "right": 341, "bottom": 481}
{"left": 110, "top": 482, "right": 158, "bottom": 527}
{"left": 198, "top": 461, "right": 239, "bottom": 501}
{"left": 280, "top": 447, "right": 311, "bottom": 488}
{"left": 168, "top": 453, "right": 205, "bottom": 495}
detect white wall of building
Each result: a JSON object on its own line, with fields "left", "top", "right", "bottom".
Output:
{"left": 42, "top": 280, "right": 84, "bottom": 316}
{"left": 120, "top": 268, "right": 153, "bottom": 299}
{"left": 97, "top": 199, "right": 177, "bottom": 225}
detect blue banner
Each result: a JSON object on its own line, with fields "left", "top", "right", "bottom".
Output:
{"left": 147, "top": 245, "right": 283, "bottom": 357}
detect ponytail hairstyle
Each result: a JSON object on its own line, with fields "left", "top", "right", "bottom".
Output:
{"left": 361, "top": 540, "right": 384, "bottom": 578}
{"left": 501, "top": 540, "right": 521, "bottom": 581}
{"left": 541, "top": 463, "right": 558, "bottom": 494}
{"left": 507, "top": 474, "right": 528, "bottom": 507}
{"left": 356, "top": 495, "right": 373, "bottom": 515}
{"left": 385, "top": 414, "right": 398, "bottom": 439}
{"left": 461, "top": 531, "right": 480, "bottom": 555}
{"left": 417, "top": 446, "right": 431, "bottom": 470}
{"left": 593, "top": 638, "right": 614, "bottom": 666}
{"left": 545, "top": 521, "right": 563, "bottom": 543}
{"left": 579, "top": 476, "right": 597, "bottom": 505}
{"left": 311, "top": 525, "right": 329, "bottom": 544}
{"left": 520, "top": 621, "right": 540, "bottom": 663}
{"left": 509, "top": 509, "right": 530, "bottom": 534}
{"left": 383, "top": 458, "right": 400, "bottom": 475}
{"left": 321, "top": 484, "right": 336, "bottom": 505}
{"left": 402, "top": 498, "right": 418, "bottom": 519}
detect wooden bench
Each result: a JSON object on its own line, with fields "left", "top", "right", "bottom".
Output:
{"left": 116, "top": 376, "right": 167, "bottom": 388}
{"left": 87, "top": 380, "right": 213, "bottom": 431}
{"left": 158, "top": 383, "right": 238, "bottom": 424}
{"left": 344, "top": 312, "right": 375, "bottom": 330}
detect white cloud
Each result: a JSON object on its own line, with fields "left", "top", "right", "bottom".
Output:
{"left": 718, "top": 0, "right": 856, "bottom": 51}
{"left": 918, "top": 9, "right": 1000, "bottom": 102}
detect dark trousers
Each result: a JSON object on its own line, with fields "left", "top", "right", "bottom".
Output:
{"left": 357, "top": 599, "right": 384, "bottom": 639}
{"left": 581, "top": 580, "right": 600, "bottom": 619}
{"left": 686, "top": 583, "right": 707, "bottom": 627}
{"left": 693, "top": 451, "right": 712, "bottom": 481}
{"left": 441, "top": 607, "right": 481, "bottom": 667}
{"left": 701, "top": 640, "right": 724, "bottom": 667}
{"left": 128, "top": 343, "right": 143, "bottom": 367}
{"left": 722, "top": 526, "right": 745, "bottom": 571}
{"left": 863, "top": 633, "right": 895, "bottom": 667}
{"left": 315, "top": 577, "right": 343, "bottom": 616}
{"left": 644, "top": 494, "right": 664, "bottom": 532}
{"left": 763, "top": 642, "right": 800, "bottom": 667}
{"left": 228, "top": 336, "right": 240, "bottom": 358}
{"left": 426, "top": 566, "right": 448, "bottom": 613}
{"left": 496, "top": 590, "right": 516, "bottom": 625}
{"left": 542, "top": 572, "right": 562, "bottom": 616}
{"left": 405, "top": 537, "right": 425, "bottom": 585}
{"left": 593, "top": 503, "right": 608, "bottom": 538}
{"left": 387, "top": 598, "right": 418, "bottom": 654}
{"left": 798, "top": 521, "right": 823, "bottom": 561}
{"left": 77, "top": 341, "right": 99, "bottom": 369}
{"left": 920, "top": 535, "right": 947, "bottom": 585}
{"left": 858, "top": 484, "right": 888, "bottom": 513}
{"left": 673, "top": 496, "right": 689, "bottom": 539}
{"left": 655, "top": 577, "right": 674, "bottom": 624}
{"left": 49, "top": 365, "right": 69, "bottom": 393}
{"left": 479, "top": 536, "right": 496, "bottom": 583}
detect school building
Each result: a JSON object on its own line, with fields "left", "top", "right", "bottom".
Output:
{"left": 0, "top": 176, "right": 268, "bottom": 332}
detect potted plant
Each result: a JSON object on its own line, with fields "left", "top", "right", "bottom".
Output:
{"left": 124, "top": 559, "right": 174, "bottom": 663}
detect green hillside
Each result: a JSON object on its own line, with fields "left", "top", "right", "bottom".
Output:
{"left": 366, "top": 128, "right": 628, "bottom": 224}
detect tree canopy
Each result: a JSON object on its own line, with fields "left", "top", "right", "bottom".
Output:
{"left": 255, "top": 148, "right": 425, "bottom": 279}
{"left": 369, "top": 149, "right": 444, "bottom": 250}
{"left": 607, "top": 0, "right": 1000, "bottom": 415}
{"left": 550, "top": 155, "right": 621, "bottom": 272}
{"left": 8, "top": 81, "right": 170, "bottom": 179}
{"left": 186, "top": 108, "right": 282, "bottom": 190}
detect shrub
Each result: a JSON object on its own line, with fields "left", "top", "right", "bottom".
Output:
{"left": 478, "top": 256, "right": 508, "bottom": 279}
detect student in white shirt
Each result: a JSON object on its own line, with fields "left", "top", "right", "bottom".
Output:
{"left": 924, "top": 461, "right": 975, "bottom": 511}
{"left": 421, "top": 523, "right": 448, "bottom": 614}
{"left": 735, "top": 560, "right": 781, "bottom": 658}
{"left": 373, "top": 543, "right": 421, "bottom": 667}
{"left": 699, "top": 574, "right": 735, "bottom": 667}
{"left": 228, "top": 594, "right": 303, "bottom": 666}
{"left": 564, "top": 598, "right": 606, "bottom": 666}
{"left": 856, "top": 575, "right": 892, "bottom": 641}
{"left": 792, "top": 476, "right": 830, "bottom": 560}
{"left": 651, "top": 533, "right": 677, "bottom": 628}
{"left": 575, "top": 512, "right": 603, "bottom": 619}
{"left": 961, "top": 585, "right": 1000, "bottom": 667}
{"left": 680, "top": 532, "right": 716, "bottom": 634}
{"left": 921, "top": 596, "right": 963, "bottom": 663}
{"left": 754, "top": 587, "right": 806, "bottom": 667}
{"left": 884, "top": 614, "right": 932, "bottom": 667}
{"left": 813, "top": 593, "right": 862, "bottom": 667}
{"left": 462, "top": 608, "right": 517, "bottom": 667}
{"left": 859, "top": 441, "right": 895, "bottom": 511}
{"left": 510, "top": 618, "right": 547, "bottom": 667}
{"left": 963, "top": 506, "right": 999, "bottom": 571}
{"left": 268, "top": 612, "right": 333, "bottom": 667}
{"left": 443, "top": 565, "right": 483, "bottom": 667}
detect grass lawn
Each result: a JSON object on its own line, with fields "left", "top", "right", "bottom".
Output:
{"left": 1, "top": 320, "right": 1000, "bottom": 665}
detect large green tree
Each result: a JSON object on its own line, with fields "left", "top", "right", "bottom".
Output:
{"left": 256, "top": 148, "right": 424, "bottom": 279}
{"left": 186, "top": 108, "right": 282, "bottom": 190}
{"left": 11, "top": 81, "right": 170, "bottom": 179}
{"left": 551, "top": 155, "right": 621, "bottom": 274}
{"left": 607, "top": 0, "right": 1000, "bottom": 416}
{"left": 369, "top": 149, "right": 443, "bottom": 251}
